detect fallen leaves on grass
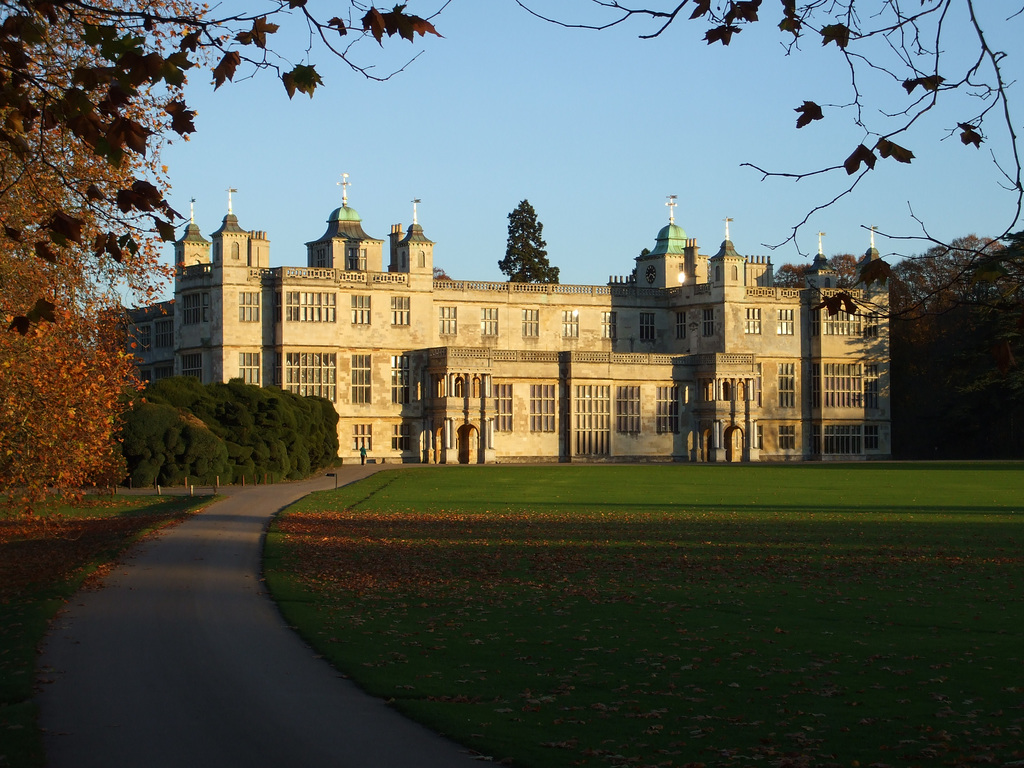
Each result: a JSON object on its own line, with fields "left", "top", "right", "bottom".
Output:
{"left": 273, "top": 506, "right": 1024, "bottom": 767}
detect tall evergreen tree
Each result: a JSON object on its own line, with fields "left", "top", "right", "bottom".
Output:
{"left": 499, "top": 200, "right": 559, "bottom": 283}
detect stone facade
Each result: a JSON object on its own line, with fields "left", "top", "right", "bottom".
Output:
{"left": 129, "top": 199, "right": 891, "bottom": 464}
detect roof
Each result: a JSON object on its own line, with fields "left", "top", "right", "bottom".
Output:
{"left": 310, "top": 205, "right": 379, "bottom": 242}
{"left": 709, "top": 238, "right": 742, "bottom": 261}
{"left": 178, "top": 221, "right": 210, "bottom": 245}
{"left": 645, "top": 222, "right": 687, "bottom": 257}
{"left": 400, "top": 222, "right": 433, "bottom": 245}
{"left": 211, "top": 213, "right": 245, "bottom": 236}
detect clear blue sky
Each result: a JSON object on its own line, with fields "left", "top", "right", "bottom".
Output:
{"left": 159, "top": 1, "right": 1020, "bottom": 289}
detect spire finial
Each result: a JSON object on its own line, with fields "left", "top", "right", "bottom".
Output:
{"left": 226, "top": 187, "right": 237, "bottom": 215}
{"left": 724, "top": 217, "right": 733, "bottom": 242}
{"left": 817, "top": 231, "right": 826, "bottom": 256}
{"left": 190, "top": 197, "right": 196, "bottom": 224}
{"left": 338, "top": 173, "right": 350, "bottom": 208}
{"left": 412, "top": 198, "right": 421, "bottom": 225}
{"left": 666, "top": 194, "right": 677, "bottom": 224}
{"left": 870, "top": 225, "right": 877, "bottom": 249}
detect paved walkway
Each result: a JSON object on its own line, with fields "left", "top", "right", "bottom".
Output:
{"left": 37, "top": 467, "right": 480, "bottom": 768}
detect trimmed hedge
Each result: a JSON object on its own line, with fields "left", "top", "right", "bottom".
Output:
{"left": 121, "top": 378, "right": 338, "bottom": 487}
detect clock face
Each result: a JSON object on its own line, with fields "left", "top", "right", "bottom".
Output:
{"left": 645, "top": 265, "right": 657, "bottom": 284}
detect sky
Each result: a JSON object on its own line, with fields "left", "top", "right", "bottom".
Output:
{"left": 157, "top": 1, "right": 1021, "bottom": 292}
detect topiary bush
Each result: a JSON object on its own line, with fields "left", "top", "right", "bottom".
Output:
{"left": 121, "top": 378, "right": 339, "bottom": 486}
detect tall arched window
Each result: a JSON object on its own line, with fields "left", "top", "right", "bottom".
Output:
{"left": 231, "top": 241, "right": 240, "bottom": 261}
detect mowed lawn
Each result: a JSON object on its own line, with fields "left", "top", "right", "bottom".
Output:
{"left": 265, "top": 464, "right": 1024, "bottom": 768}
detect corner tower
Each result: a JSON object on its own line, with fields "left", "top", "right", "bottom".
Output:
{"left": 805, "top": 231, "right": 837, "bottom": 290}
{"left": 708, "top": 217, "right": 747, "bottom": 291}
{"left": 388, "top": 198, "right": 434, "bottom": 275}
{"left": 210, "top": 189, "right": 269, "bottom": 269}
{"left": 174, "top": 199, "right": 211, "bottom": 266}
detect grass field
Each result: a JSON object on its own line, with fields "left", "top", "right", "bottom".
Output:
{"left": 265, "top": 463, "right": 1024, "bottom": 768}
{"left": 0, "top": 494, "right": 211, "bottom": 767}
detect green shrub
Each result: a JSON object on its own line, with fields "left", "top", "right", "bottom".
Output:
{"left": 121, "top": 378, "right": 338, "bottom": 485}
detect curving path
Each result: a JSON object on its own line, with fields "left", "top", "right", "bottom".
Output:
{"left": 38, "top": 467, "right": 479, "bottom": 768}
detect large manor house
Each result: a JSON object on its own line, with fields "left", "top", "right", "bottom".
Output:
{"left": 130, "top": 187, "right": 891, "bottom": 464}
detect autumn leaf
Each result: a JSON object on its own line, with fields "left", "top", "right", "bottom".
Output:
{"left": 212, "top": 51, "right": 241, "bottom": 89}
{"left": 820, "top": 23, "right": 850, "bottom": 48}
{"left": 844, "top": 144, "right": 876, "bottom": 174}
{"left": 107, "top": 116, "right": 150, "bottom": 155}
{"left": 327, "top": 17, "right": 348, "bottom": 34}
{"left": 236, "top": 16, "right": 279, "bottom": 49}
{"left": 813, "top": 292, "right": 855, "bottom": 316}
{"left": 778, "top": 0, "right": 801, "bottom": 35}
{"left": 362, "top": 6, "right": 441, "bottom": 45}
{"left": 959, "top": 123, "right": 982, "bottom": 148}
{"left": 363, "top": 8, "right": 388, "bottom": 44}
{"left": 795, "top": 101, "right": 823, "bottom": 128}
{"left": 689, "top": 0, "right": 711, "bottom": 19}
{"left": 164, "top": 100, "right": 196, "bottom": 135}
{"left": 858, "top": 258, "right": 891, "bottom": 286}
{"left": 94, "top": 231, "right": 123, "bottom": 261}
{"left": 154, "top": 217, "right": 177, "bottom": 242}
{"left": 34, "top": 241, "right": 58, "bottom": 263}
{"left": 282, "top": 64, "right": 323, "bottom": 99}
{"left": 725, "top": 1, "right": 761, "bottom": 24}
{"left": 902, "top": 75, "right": 944, "bottom": 94}
{"left": 46, "top": 211, "right": 86, "bottom": 245}
{"left": 28, "top": 297, "right": 57, "bottom": 323}
{"left": 179, "top": 30, "right": 201, "bottom": 52}
{"left": 875, "top": 137, "right": 914, "bottom": 164}
{"left": 7, "top": 298, "right": 58, "bottom": 334}
{"left": 705, "top": 24, "right": 741, "bottom": 45}
{"left": 160, "top": 51, "right": 193, "bottom": 87}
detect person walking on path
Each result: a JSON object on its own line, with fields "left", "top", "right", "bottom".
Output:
{"left": 38, "top": 466, "right": 479, "bottom": 768}
{"left": 360, "top": 444, "right": 367, "bottom": 465}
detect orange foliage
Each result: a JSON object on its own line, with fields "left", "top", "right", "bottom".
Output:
{"left": 0, "top": 305, "right": 140, "bottom": 508}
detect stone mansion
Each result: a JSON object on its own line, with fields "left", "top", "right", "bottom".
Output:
{"left": 129, "top": 192, "right": 891, "bottom": 464}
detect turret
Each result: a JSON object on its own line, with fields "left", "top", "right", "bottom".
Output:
{"left": 636, "top": 195, "right": 692, "bottom": 288}
{"left": 390, "top": 199, "right": 434, "bottom": 274}
{"left": 708, "top": 217, "right": 746, "bottom": 289}
{"left": 304, "top": 174, "right": 384, "bottom": 271}
{"left": 805, "top": 231, "right": 837, "bottom": 289}
{"left": 174, "top": 198, "right": 211, "bottom": 266}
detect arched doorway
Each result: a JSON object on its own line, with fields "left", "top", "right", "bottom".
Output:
{"left": 724, "top": 426, "right": 744, "bottom": 462}
{"left": 457, "top": 424, "right": 479, "bottom": 464}
{"left": 701, "top": 428, "right": 713, "bottom": 462}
